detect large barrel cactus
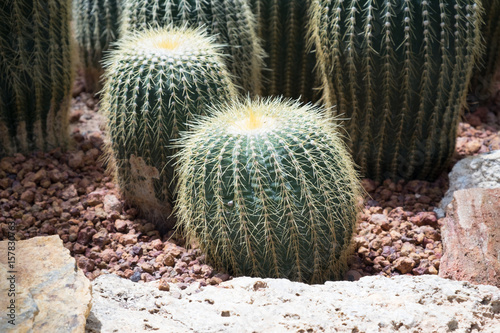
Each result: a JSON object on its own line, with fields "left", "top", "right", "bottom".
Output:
{"left": 120, "top": 0, "right": 264, "bottom": 96}
{"left": 101, "top": 27, "right": 236, "bottom": 230}
{"left": 73, "top": 0, "right": 121, "bottom": 92}
{"left": 0, "top": 0, "right": 73, "bottom": 157}
{"left": 249, "top": 0, "right": 319, "bottom": 102}
{"left": 176, "top": 98, "right": 361, "bottom": 283}
{"left": 471, "top": 0, "right": 500, "bottom": 101}
{"left": 310, "top": 0, "right": 483, "bottom": 181}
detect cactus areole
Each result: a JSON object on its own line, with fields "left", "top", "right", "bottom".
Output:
{"left": 101, "top": 27, "right": 236, "bottom": 230}
{"left": 176, "top": 98, "right": 361, "bottom": 283}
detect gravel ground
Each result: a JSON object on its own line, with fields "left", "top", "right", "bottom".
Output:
{"left": 1, "top": 77, "right": 499, "bottom": 287}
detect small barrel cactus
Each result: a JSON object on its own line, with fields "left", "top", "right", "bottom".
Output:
{"left": 310, "top": 0, "right": 483, "bottom": 181}
{"left": 101, "top": 27, "right": 236, "bottom": 230}
{"left": 176, "top": 98, "right": 361, "bottom": 284}
{"left": 0, "top": 0, "right": 74, "bottom": 157}
{"left": 120, "top": 0, "right": 264, "bottom": 96}
{"left": 73, "top": 0, "right": 122, "bottom": 92}
{"left": 249, "top": 0, "right": 319, "bottom": 102}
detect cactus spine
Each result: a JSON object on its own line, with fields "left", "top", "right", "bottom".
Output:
{"left": 250, "top": 0, "right": 319, "bottom": 102}
{"left": 73, "top": 0, "right": 121, "bottom": 92}
{"left": 176, "top": 98, "right": 361, "bottom": 283}
{"left": 101, "top": 27, "right": 236, "bottom": 230}
{"left": 310, "top": 0, "right": 483, "bottom": 181}
{"left": 120, "top": 0, "right": 264, "bottom": 96}
{"left": 0, "top": 0, "right": 73, "bottom": 157}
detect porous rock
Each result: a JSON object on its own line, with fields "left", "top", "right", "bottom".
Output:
{"left": 440, "top": 188, "right": 500, "bottom": 288}
{"left": 87, "top": 274, "right": 500, "bottom": 332}
{"left": 0, "top": 236, "right": 92, "bottom": 333}
{"left": 438, "top": 150, "right": 500, "bottom": 216}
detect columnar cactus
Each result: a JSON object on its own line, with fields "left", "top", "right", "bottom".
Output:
{"left": 101, "top": 27, "right": 236, "bottom": 230}
{"left": 120, "top": 0, "right": 264, "bottom": 96}
{"left": 176, "top": 98, "right": 361, "bottom": 283}
{"left": 471, "top": 0, "right": 500, "bottom": 101}
{"left": 250, "top": 0, "right": 319, "bottom": 102}
{"left": 73, "top": 0, "right": 121, "bottom": 92}
{"left": 310, "top": 0, "right": 483, "bottom": 181}
{"left": 0, "top": 0, "right": 73, "bottom": 157}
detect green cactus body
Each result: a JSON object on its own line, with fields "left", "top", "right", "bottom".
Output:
{"left": 73, "top": 0, "right": 121, "bottom": 92}
{"left": 176, "top": 98, "right": 361, "bottom": 283}
{"left": 310, "top": 0, "right": 483, "bottom": 181}
{"left": 250, "top": 0, "right": 319, "bottom": 102}
{"left": 101, "top": 27, "right": 236, "bottom": 230}
{"left": 471, "top": 0, "right": 500, "bottom": 101}
{"left": 0, "top": 0, "right": 73, "bottom": 157}
{"left": 120, "top": 0, "right": 264, "bottom": 96}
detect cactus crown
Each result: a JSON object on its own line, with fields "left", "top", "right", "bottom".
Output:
{"left": 175, "top": 98, "right": 362, "bottom": 283}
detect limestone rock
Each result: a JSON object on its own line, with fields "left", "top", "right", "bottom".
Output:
{"left": 440, "top": 188, "right": 500, "bottom": 288}
{"left": 0, "top": 236, "right": 92, "bottom": 333}
{"left": 437, "top": 150, "right": 500, "bottom": 216}
{"left": 87, "top": 273, "right": 500, "bottom": 333}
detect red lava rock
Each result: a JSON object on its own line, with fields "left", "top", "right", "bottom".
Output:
{"left": 120, "top": 233, "right": 138, "bottom": 245}
{"left": 151, "top": 239, "right": 163, "bottom": 251}
{"left": 20, "top": 190, "right": 35, "bottom": 204}
{"left": 163, "top": 254, "right": 175, "bottom": 267}
{"left": 101, "top": 249, "right": 118, "bottom": 263}
{"left": 73, "top": 242, "right": 87, "bottom": 254}
{"left": 393, "top": 257, "right": 415, "bottom": 274}
{"left": 140, "top": 262, "right": 155, "bottom": 274}
{"left": 77, "top": 256, "right": 95, "bottom": 271}
{"left": 439, "top": 188, "right": 500, "bottom": 288}
{"left": 114, "top": 219, "right": 128, "bottom": 233}
{"left": 159, "top": 278, "right": 170, "bottom": 291}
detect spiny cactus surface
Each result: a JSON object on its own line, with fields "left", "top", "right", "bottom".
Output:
{"left": 120, "top": 0, "right": 264, "bottom": 95}
{"left": 250, "top": 0, "right": 319, "bottom": 102}
{"left": 471, "top": 0, "right": 500, "bottom": 101}
{"left": 0, "top": 0, "right": 73, "bottom": 157}
{"left": 176, "top": 98, "right": 361, "bottom": 284}
{"left": 73, "top": 0, "right": 121, "bottom": 92}
{"left": 101, "top": 27, "right": 236, "bottom": 230}
{"left": 310, "top": 0, "right": 483, "bottom": 181}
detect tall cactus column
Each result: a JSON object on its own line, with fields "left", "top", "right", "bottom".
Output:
{"left": 250, "top": 0, "right": 319, "bottom": 102}
{"left": 101, "top": 27, "right": 236, "bottom": 230}
{"left": 0, "top": 0, "right": 73, "bottom": 157}
{"left": 120, "top": 0, "right": 264, "bottom": 96}
{"left": 176, "top": 98, "right": 362, "bottom": 283}
{"left": 471, "top": 0, "right": 500, "bottom": 102}
{"left": 310, "top": 0, "right": 483, "bottom": 181}
{"left": 73, "top": 0, "right": 121, "bottom": 93}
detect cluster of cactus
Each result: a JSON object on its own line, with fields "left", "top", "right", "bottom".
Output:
{"left": 249, "top": 0, "right": 319, "bottom": 102}
{"left": 120, "top": 0, "right": 264, "bottom": 95}
{"left": 310, "top": 0, "right": 483, "bottom": 181}
{"left": 101, "top": 27, "right": 236, "bottom": 230}
{"left": 73, "top": 0, "right": 122, "bottom": 92}
{"left": 175, "top": 98, "right": 361, "bottom": 283}
{"left": 0, "top": 0, "right": 73, "bottom": 157}
{"left": 471, "top": 0, "right": 500, "bottom": 101}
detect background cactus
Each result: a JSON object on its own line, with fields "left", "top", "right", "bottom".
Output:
{"left": 0, "top": 0, "right": 73, "bottom": 157}
{"left": 120, "top": 0, "right": 264, "bottom": 96}
{"left": 470, "top": 0, "right": 500, "bottom": 102}
{"left": 310, "top": 0, "right": 483, "bottom": 181}
{"left": 101, "top": 27, "right": 236, "bottom": 230}
{"left": 176, "top": 98, "right": 361, "bottom": 284}
{"left": 73, "top": 0, "right": 122, "bottom": 93}
{"left": 250, "top": 0, "right": 319, "bottom": 102}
